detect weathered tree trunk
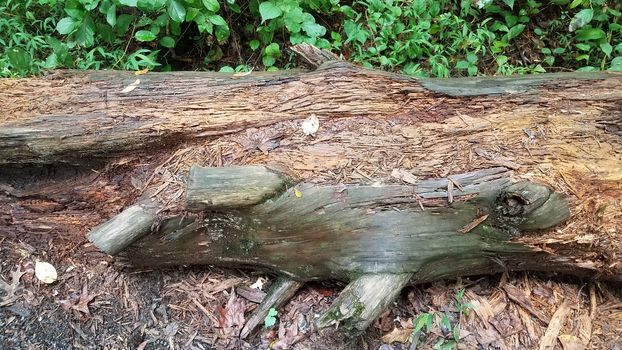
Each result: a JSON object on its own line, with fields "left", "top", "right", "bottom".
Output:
{"left": 1, "top": 46, "right": 621, "bottom": 335}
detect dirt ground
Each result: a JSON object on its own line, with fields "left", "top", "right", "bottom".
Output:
{"left": 2, "top": 229, "right": 622, "bottom": 350}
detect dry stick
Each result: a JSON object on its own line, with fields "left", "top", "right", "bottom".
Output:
{"left": 539, "top": 300, "right": 570, "bottom": 350}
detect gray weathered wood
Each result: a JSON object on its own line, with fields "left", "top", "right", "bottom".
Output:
{"left": 185, "top": 165, "right": 289, "bottom": 210}
{"left": 316, "top": 273, "right": 413, "bottom": 334}
{"left": 87, "top": 204, "right": 155, "bottom": 255}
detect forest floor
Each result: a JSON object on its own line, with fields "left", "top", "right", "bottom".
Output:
{"left": 2, "top": 230, "right": 622, "bottom": 350}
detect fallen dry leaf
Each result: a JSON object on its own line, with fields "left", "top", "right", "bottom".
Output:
{"left": 59, "top": 284, "right": 98, "bottom": 317}
{"left": 391, "top": 168, "right": 418, "bottom": 185}
{"left": 0, "top": 265, "right": 28, "bottom": 306}
{"left": 381, "top": 327, "right": 413, "bottom": 344}
{"left": 35, "top": 261, "right": 57, "bottom": 284}
{"left": 217, "top": 288, "right": 246, "bottom": 338}
{"left": 120, "top": 79, "right": 140, "bottom": 93}
{"left": 250, "top": 277, "right": 265, "bottom": 291}
{"left": 134, "top": 68, "right": 149, "bottom": 75}
{"left": 301, "top": 115, "right": 319, "bottom": 136}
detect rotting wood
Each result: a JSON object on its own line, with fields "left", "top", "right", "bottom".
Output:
{"left": 1, "top": 44, "right": 621, "bottom": 337}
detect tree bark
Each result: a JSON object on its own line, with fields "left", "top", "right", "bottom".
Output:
{"left": 1, "top": 50, "right": 621, "bottom": 334}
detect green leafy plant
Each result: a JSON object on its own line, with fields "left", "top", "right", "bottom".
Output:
{"left": 410, "top": 288, "right": 473, "bottom": 350}
{"left": 264, "top": 307, "right": 278, "bottom": 328}
{"left": 2, "top": 0, "right": 620, "bottom": 77}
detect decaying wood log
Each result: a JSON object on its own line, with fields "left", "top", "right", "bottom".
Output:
{"left": 1, "top": 44, "right": 621, "bottom": 336}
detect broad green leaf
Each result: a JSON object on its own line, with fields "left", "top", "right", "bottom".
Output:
{"left": 507, "top": 24, "right": 525, "bottom": 40}
{"left": 496, "top": 55, "right": 509, "bottom": 65}
{"left": 262, "top": 55, "right": 276, "bottom": 67}
{"left": 137, "top": 0, "right": 166, "bottom": 11}
{"left": 43, "top": 53, "right": 58, "bottom": 69}
{"left": 215, "top": 25, "right": 230, "bottom": 41}
{"left": 119, "top": 0, "right": 138, "bottom": 6}
{"left": 575, "top": 27, "right": 606, "bottom": 41}
{"left": 302, "top": 21, "right": 325, "bottom": 38}
{"left": 468, "top": 65, "right": 478, "bottom": 76}
{"left": 569, "top": 0, "right": 582, "bottom": 9}
{"left": 186, "top": 7, "right": 200, "bottom": 21}
{"left": 259, "top": 1, "right": 282, "bottom": 23}
{"left": 249, "top": 39, "right": 260, "bottom": 50}
{"left": 168, "top": 0, "right": 186, "bottom": 22}
{"left": 466, "top": 52, "right": 478, "bottom": 63}
{"left": 283, "top": 8, "right": 304, "bottom": 33}
{"left": 413, "top": 314, "right": 429, "bottom": 332}
{"left": 600, "top": 42, "right": 613, "bottom": 57}
{"left": 56, "top": 17, "right": 79, "bottom": 34}
{"left": 264, "top": 42, "right": 280, "bottom": 57}
{"left": 577, "top": 66, "right": 596, "bottom": 71}
{"left": 65, "top": 9, "right": 84, "bottom": 19}
{"left": 502, "top": 0, "right": 514, "bottom": 8}
{"left": 208, "top": 14, "right": 226, "bottom": 26}
{"left": 609, "top": 57, "right": 622, "bottom": 71}
{"left": 115, "top": 14, "right": 135, "bottom": 36}
{"left": 7, "top": 47, "right": 30, "bottom": 72}
{"left": 135, "top": 30, "right": 157, "bottom": 41}
{"left": 455, "top": 60, "right": 469, "bottom": 69}
{"left": 75, "top": 17, "right": 96, "bottom": 47}
{"left": 106, "top": 4, "right": 116, "bottom": 26}
{"left": 160, "top": 36, "right": 175, "bottom": 47}
{"left": 202, "top": 0, "right": 220, "bottom": 12}
{"left": 219, "top": 66, "right": 235, "bottom": 72}
{"left": 575, "top": 43, "right": 591, "bottom": 51}
{"left": 569, "top": 9, "right": 593, "bottom": 32}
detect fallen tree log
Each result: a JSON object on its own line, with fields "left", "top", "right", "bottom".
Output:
{"left": 1, "top": 45, "right": 621, "bottom": 336}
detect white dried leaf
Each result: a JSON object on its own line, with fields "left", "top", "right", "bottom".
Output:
{"left": 250, "top": 277, "right": 265, "bottom": 290}
{"left": 301, "top": 115, "right": 319, "bottom": 136}
{"left": 35, "top": 261, "right": 57, "bottom": 284}
{"left": 120, "top": 79, "right": 140, "bottom": 93}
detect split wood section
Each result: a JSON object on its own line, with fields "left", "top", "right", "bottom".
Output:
{"left": 88, "top": 165, "right": 573, "bottom": 335}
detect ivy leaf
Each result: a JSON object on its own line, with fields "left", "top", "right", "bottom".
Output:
{"left": 119, "top": 0, "right": 138, "bottom": 6}
{"left": 168, "top": 0, "right": 186, "bottom": 22}
{"left": 208, "top": 14, "right": 226, "bottom": 26}
{"left": 56, "top": 17, "right": 79, "bottom": 35}
{"left": 135, "top": 30, "right": 157, "bottom": 41}
{"left": 259, "top": 1, "right": 282, "bottom": 23}
{"left": 569, "top": 9, "right": 593, "bottom": 32}
{"left": 160, "top": 36, "right": 175, "bottom": 48}
{"left": 202, "top": 0, "right": 220, "bottom": 12}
